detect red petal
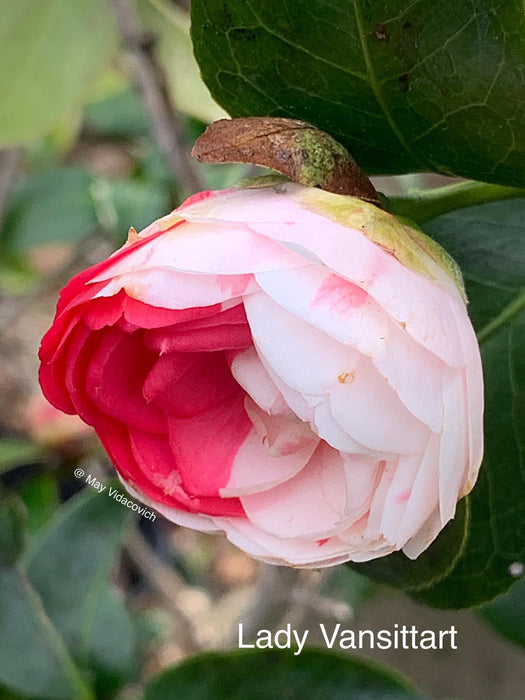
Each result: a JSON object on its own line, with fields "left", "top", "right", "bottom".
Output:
{"left": 168, "top": 391, "right": 252, "bottom": 497}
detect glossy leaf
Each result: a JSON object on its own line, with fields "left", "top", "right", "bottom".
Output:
{"left": 0, "top": 0, "right": 116, "bottom": 146}
{"left": 144, "top": 648, "right": 427, "bottom": 700}
{"left": 409, "top": 198, "right": 525, "bottom": 607}
{"left": 191, "top": 0, "right": 525, "bottom": 185}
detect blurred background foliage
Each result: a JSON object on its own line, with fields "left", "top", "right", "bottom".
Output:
{"left": 0, "top": 1, "right": 524, "bottom": 699}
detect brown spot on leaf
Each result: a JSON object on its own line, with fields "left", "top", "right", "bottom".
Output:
{"left": 399, "top": 74, "right": 410, "bottom": 92}
{"left": 374, "top": 23, "right": 390, "bottom": 42}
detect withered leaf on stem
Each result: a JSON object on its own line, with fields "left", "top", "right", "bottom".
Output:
{"left": 192, "top": 117, "right": 381, "bottom": 205}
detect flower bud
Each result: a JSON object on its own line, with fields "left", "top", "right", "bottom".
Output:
{"left": 39, "top": 182, "right": 483, "bottom": 567}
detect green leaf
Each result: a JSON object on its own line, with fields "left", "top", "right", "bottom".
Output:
{"left": 389, "top": 181, "right": 525, "bottom": 226}
{"left": 139, "top": 0, "right": 226, "bottom": 124}
{"left": 191, "top": 0, "right": 525, "bottom": 186}
{"left": 406, "top": 198, "right": 525, "bottom": 608}
{"left": 349, "top": 499, "right": 469, "bottom": 593}
{"left": 144, "top": 649, "right": 427, "bottom": 700}
{"left": 83, "top": 88, "right": 150, "bottom": 139}
{"left": 0, "top": 566, "right": 93, "bottom": 699}
{"left": 0, "top": 439, "right": 44, "bottom": 474}
{"left": 0, "top": 0, "right": 116, "bottom": 146}
{"left": 18, "top": 473, "right": 59, "bottom": 537}
{"left": 3, "top": 168, "right": 98, "bottom": 251}
{"left": 90, "top": 177, "right": 172, "bottom": 244}
{"left": 0, "top": 495, "right": 28, "bottom": 566}
{"left": 480, "top": 575, "right": 525, "bottom": 648}
{"left": 88, "top": 588, "right": 137, "bottom": 695}
{"left": 25, "top": 485, "right": 132, "bottom": 668}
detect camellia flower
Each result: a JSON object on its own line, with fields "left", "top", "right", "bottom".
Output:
{"left": 39, "top": 181, "right": 483, "bottom": 567}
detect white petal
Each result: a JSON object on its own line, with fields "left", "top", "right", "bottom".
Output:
{"left": 230, "top": 346, "right": 287, "bottom": 414}
{"left": 220, "top": 399, "right": 319, "bottom": 497}
{"left": 329, "top": 357, "right": 429, "bottom": 454}
{"left": 93, "top": 268, "right": 259, "bottom": 310}
{"left": 244, "top": 291, "right": 361, "bottom": 396}
{"left": 439, "top": 367, "right": 469, "bottom": 525}
{"left": 240, "top": 443, "right": 348, "bottom": 539}
{"left": 402, "top": 506, "right": 443, "bottom": 560}
{"left": 91, "top": 220, "right": 307, "bottom": 279}
{"left": 379, "top": 452, "right": 424, "bottom": 544}
{"left": 255, "top": 265, "right": 446, "bottom": 432}
{"left": 180, "top": 185, "right": 466, "bottom": 366}
{"left": 396, "top": 433, "right": 440, "bottom": 545}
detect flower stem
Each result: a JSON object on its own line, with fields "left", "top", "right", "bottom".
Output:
{"left": 388, "top": 181, "right": 525, "bottom": 224}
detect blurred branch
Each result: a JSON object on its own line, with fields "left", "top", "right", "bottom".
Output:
{"left": 221, "top": 565, "right": 302, "bottom": 647}
{"left": 0, "top": 147, "right": 21, "bottom": 233}
{"left": 125, "top": 528, "right": 203, "bottom": 654}
{"left": 111, "top": 0, "right": 203, "bottom": 197}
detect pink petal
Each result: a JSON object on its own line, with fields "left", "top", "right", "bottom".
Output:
{"left": 128, "top": 429, "right": 244, "bottom": 516}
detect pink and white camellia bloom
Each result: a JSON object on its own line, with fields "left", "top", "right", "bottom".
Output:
{"left": 39, "top": 181, "right": 484, "bottom": 567}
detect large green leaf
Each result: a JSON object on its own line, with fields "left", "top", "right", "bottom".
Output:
{"left": 144, "top": 649, "right": 427, "bottom": 700}
{"left": 191, "top": 0, "right": 525, "bottom": 186}
{"left": 25, "top": 485, "right": 132, "bottom": 669}
{"left": 405, "top": 198, "right": 525, "bottom": 608}
{"left": 0, "top": 567, "right": 93, "bottom": 699}
{"left": 0, "top": 0, "right": 116, "bottom": 146}
{"left": 88, "top": 588, "right": 137, "bottom": 696}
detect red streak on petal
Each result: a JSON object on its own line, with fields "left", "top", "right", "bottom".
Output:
{"left": 176, "top": 190, "right": 217, "bottom": 211}
{"left": 311, "top": 273, "right": 368, "bottom": 313}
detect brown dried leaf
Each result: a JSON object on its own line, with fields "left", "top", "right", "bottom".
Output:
{"left": 192, "top": 117, "right": 380, "bottom": 205}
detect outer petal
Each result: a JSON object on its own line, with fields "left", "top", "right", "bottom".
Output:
{"left": 179, "top": 184, "right": 467, "bottom": 367}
